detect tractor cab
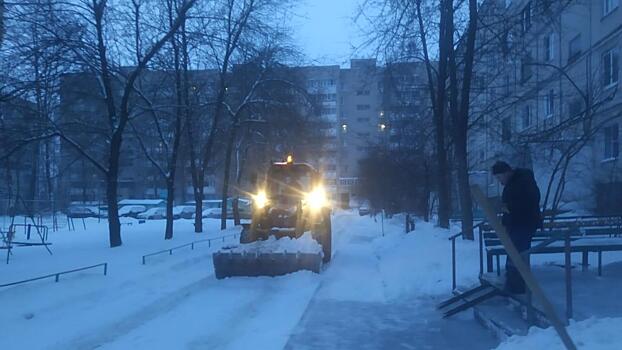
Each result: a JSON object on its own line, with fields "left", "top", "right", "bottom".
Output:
{"left": 241, "top": 156, "right": 332, "bottom": 263}
{"left": 266, "top": 161, "right": 321, "bottom": 208}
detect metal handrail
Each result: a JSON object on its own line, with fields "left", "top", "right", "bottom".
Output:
{"left": 141, "top": 233, "right": 238, "bottom": 265}
{"left": 0, "top": 263, "right": 108, "bottom": 288}
{"left": 450, "top": 222, "right": 485, "bottom": 290}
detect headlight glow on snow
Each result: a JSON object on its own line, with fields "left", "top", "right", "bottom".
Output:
{"left": 305, "top": 186, "right": 327, "bottom": 211}
{"left": 254, "top": 191, "right": 268, "bottom": 209}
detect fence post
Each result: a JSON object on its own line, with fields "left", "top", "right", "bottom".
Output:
{"left": 381, "top": 210, "right": 385, "bottom": 237}
{"left": 142, "top": 256, "right": 146, "bottom": 265}
{"left": 564, "top": 229, "right": 573, "bottom": 323}
{"left": 103, "top": 263, "right": 108, "bottom": 276}
{"left": 451, "top": 237, "right": 457, "bottom": 290}
{"left": 478, "top": 225, "right": 484, "bottom": 277}
{"left": 55, "top": 274, "right": 60, "bottom": 282}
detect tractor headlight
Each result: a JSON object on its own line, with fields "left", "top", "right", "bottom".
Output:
{"left": 253, "top": 191, "right": 268, "bottom": 209}
{"left": 305, "top": 186, "right": 327, "bottom": 211}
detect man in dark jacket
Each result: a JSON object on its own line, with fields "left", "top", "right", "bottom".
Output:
{"left": 492, "top": 161, "right": 542, "bottom": 294}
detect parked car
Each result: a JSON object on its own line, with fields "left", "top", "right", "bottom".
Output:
{"left": 66, "top": 206, "right": 98, "bottom": 218}
{"left": 118, "top": 205, "right": 147, "bottom": 218}
{"left": 358, "top": 203, "right": 371, "bottom": 216}
{"left": 191, "top": 200, "right": 222, "bottom": 219}
{"left": 235, "top": 198, "right": 252, "bottom": 219}
{"left": 137, "top": 207, "right": 166, "bottom": 220}
{"left": 173, "top": 205, "right": 195, "bottom": 219}
{"left": 201, "top": 206, "right": 222, "bottom": 218}
{"left": 190, "top": 198, "right": 251, "bottom": 219}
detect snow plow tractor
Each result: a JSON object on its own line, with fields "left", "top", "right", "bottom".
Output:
{"left": 213, "top": 156, "right": 332, "bottom": 279}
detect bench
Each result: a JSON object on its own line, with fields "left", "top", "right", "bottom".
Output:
{"left": 480, "top": 215, "right": 622, "bottom": 277}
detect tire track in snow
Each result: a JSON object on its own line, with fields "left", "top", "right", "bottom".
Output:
{"left": 53, "top": 275, "right": 219, "bottom": 350}
{"left": 90, "top": 215, "right": 353, "bottom": 349}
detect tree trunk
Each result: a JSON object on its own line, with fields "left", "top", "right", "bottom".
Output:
{"left": 434, "top": 0, "right": 453, "bottom": 229}
{"left": 28, "top": 142, "right": 39, "bottom": 214}
{"left": 416, "top": 0, "right": 451, "bottom": 229}
{"left": 455, "top": 140, "right": 474, "bottom": 239}
{"left": 163, "top": 6, "right": 185, "bottom": 240}
{"left": 106, "top": 129, "right": 123, "bottom": 247}
{"left": 454, "top": 0, "right": 479, "bottom": 240}
{"left": 186, "top": 83, "right": 202, "bottom": 233}
{"left": 164, "top": 178, "right": 175, "bottom": 239}
{"left": 193, "top": 181, "right": 203, "bottom": 233}
{"left": 220, "top": 123, "right": 238, "bottom": 230}
{"left": 106, "top": 167, "right": 122, "bottom": 247}
{"left": 422, "top": 160, "right": 431, "bottom": 222}
{"left": 233, "top": 197, "right": 240, "bottom": 226}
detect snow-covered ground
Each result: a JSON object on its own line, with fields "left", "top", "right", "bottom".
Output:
{"left": 497, "top": 317, "right": 622, "bottom": 350}
{"left": 1, "top": 212, "right": 621, "bottom": 349}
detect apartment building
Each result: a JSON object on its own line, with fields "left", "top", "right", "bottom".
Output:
{"left": 56, "top": 59, "right": 427, "bottom": 208}
{"left": 470, "top": 0, "right": 622, "bottom": 213}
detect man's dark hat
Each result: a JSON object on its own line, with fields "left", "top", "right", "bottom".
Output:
{"left": 491, "top": 161, "right": 512, "bottom": 175}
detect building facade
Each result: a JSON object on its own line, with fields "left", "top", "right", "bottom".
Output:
{"left": 470, "top": 0, "right": 622, "bottom": 213}
{"left": 55, "top": 59, "right": 431, "bottom": 209}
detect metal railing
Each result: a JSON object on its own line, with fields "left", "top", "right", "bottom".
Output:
{"left": 141, "top": 233, "right": 238, "bottom": 265}
{"left": 449, "top": 222, "right": 485, "bottom": 290}
{"left": 0, "top": 263, "right": 108, "bottom": 289}
{"left": 476, "top": 223, "right": 575, "bottom": 323}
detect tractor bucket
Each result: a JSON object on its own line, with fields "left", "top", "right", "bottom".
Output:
{"left": 213, "top": 250, "right": 322, "bottom": 279}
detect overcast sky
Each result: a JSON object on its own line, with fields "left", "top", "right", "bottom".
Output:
{"left": 290, "top": 0, "right": 367, "bottom": 67}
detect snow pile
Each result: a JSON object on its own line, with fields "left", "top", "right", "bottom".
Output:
{"left": 496, "top": 317, "right": 622, "bottom": 350}
{"left": 314, "top": 213, "right": 481, "bottom": 302}
{"left": 372, "top": 220, "right": 480, "bottom": 299}
{"left": 226, "top": 232, "right": 323, "bottom": 255}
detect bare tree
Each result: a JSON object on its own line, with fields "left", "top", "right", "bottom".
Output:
{"left": 358, "top": 0, "right": 481, "bottom": 232}
{"left": 184, "top": 0, "right": 258, "bottom": 233}
{"left": 185, "top": 0, "right": 293, "bottom": 232}
{"left": 218, "top": 45, "right": 310, "bottom": 230}
{"left": 53, "top": 0, "right": 198, "bottom": 247}
{"left": 469, "top": 0, "right": 620, "bottom": 216}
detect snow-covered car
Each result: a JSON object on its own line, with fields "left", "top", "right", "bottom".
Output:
{"left": 235, "top": 198, "right": 252, "bottom": 219}
{"left": 201, "top": 207, "right": 222, "bottom": 218}
{"left": 190, "top": 199, "right": 251, "bottom": 219}
{"left": 66, "top": 206, "right": 98, "bottom": 218}
{"left": 191, "top": 200, "right": 222, "bottom": 219}
{"left": 173, "top": 205, "right": 195, "bottom": 219}
{"left": 118, "top": 205, "right": 147, "bottom": 218}
{"left": 136, "top": 207, "right": 166, "bottom": 220}
{"left": 358, "top": 204, "right": 371, "bottom": 216}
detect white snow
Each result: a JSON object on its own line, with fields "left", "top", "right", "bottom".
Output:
{"left": 225, "top": 232, "right": 323, "bottom": 255}
{"left": 496, "top": 317, "right": 622, "bottom": 350}
{"left": 1, "top": 210, "right": 620, "bottom": 349}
